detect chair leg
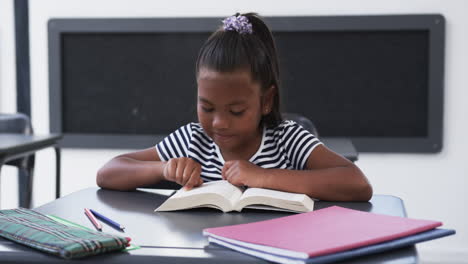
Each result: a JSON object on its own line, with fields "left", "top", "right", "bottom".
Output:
{"left": 55, "top": 146, "right": 61, "bottom": 199}
{"left": 18, "top": 156, "right": 35, "bottom": 208}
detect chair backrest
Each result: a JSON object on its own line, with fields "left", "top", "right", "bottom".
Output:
{"left": 0, "top": 113, "right": 33, "bottom": 134}
{"left": 0, "top": 113, "right": 37, "bottom": 209}
{"left": 0, "top": 113, "right": 34, "bottom": 168}
{"left": 282, "top": 112, "right": 319, "bottom": 137}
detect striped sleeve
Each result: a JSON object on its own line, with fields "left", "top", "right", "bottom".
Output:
{"left": 281, "top": 121, "right": 322, "bottom": 170}
{"left": 155, "top": 124, "right": 192, "bottom": 161}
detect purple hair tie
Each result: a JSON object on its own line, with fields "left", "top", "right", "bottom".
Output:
{"left": 222, "top": 15, "right": 253, "bottom": 34}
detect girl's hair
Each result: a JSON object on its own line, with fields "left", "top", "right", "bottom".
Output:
{"left": 196, "top": 12, "right": 282, "bottom": 128}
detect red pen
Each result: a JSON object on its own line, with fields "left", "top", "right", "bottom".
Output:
{"left": 84, "top": 208, "right": 102, "bottom": 231}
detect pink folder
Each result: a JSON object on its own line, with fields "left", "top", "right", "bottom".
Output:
{"left": 203, "top": 206, "right": 442, "bottom": 258}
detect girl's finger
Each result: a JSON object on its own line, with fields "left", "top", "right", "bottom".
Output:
{"left": 181, "top": 162, "right": 194, "bottom": 186}
{"left": 183, "top": 165, "right": 197, "bottom": 188}
{"left": 184, "top": 168, "right": 200, "bottom": 190}
{"left": 166, "top": 160, "right": 176, "bottom": 181}
{"left": 222, "top": 161, "right": 232, "bottom": 180}
{"left": 197, "top": 177, "right": 204, "bottom": 186}
{"left": 175, "top": 159, "right": 185, "bottom": 185}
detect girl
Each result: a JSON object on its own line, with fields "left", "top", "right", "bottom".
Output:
{"left": 97, "top": 13, "right": 372, "bottom": 202}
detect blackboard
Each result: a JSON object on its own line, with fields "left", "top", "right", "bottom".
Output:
{"left": 49, "top": 15, "right": 444, "bottom": 152}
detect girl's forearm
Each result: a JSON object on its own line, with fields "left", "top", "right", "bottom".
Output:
{"left": 259, "top": 165, "right": 372, "bottom": 202}
{"left": 96, "top": 157, "right": 166, "bottom": 191}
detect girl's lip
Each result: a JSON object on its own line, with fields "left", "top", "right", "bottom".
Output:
{"left": 214, "top": 133, "right": 234, "bottom": 141}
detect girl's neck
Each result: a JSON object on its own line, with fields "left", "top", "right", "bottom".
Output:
{"left": 220, "top": 128, "right": 263, "bottom": 162}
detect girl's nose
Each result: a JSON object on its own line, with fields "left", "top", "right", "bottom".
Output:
{"left": 212, "top": 113, "right": 230, "bottom": 129}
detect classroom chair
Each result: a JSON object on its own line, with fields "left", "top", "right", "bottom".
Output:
{"left": 0, "top": 113, "right": 35, "bottom": 208}
{"left": 282, "top": 112, "right": 319, "bottom": 137}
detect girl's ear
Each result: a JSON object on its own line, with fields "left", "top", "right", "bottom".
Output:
{"left": 262, "top": 86, "right": 275, "bottom": 115}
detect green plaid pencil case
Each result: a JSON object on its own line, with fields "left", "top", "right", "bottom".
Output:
{"left": 0, "top": 208, "right": 129, "bottom": 259}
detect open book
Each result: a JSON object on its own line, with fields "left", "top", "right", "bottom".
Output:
{"left": 154, "top": 180, "right": 314, "bottom": 213}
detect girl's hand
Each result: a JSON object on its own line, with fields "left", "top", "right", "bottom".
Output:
{"left": 163, "top": 157, "right": 203, "bottom": 190}
{"left": 222, "top": 160, "right": 267, "bottom": 188}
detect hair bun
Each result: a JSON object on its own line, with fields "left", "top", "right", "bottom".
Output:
{"left": 222, "top": 15, "right": 253, "bottom": 34}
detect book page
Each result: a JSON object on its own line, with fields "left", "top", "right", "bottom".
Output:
{"left": 236, "top": 188, "right": 314, "bottom": 213}
{"left": 243, "top": 188, "right": 306, "bottom": 202}
{"left": 172, "top": 180, "right": 243, "bottom": 201}
{"left": 155, "top": 180, "right": 244, "bottom": 212}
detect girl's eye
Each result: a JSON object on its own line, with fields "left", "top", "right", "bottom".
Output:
{"left": 201, "top": 107, "right": 214, "bottom": 113}
{"left": 230, "top": 110, "right": 245, "bottom": 116}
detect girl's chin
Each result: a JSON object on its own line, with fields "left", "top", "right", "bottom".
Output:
{"left": 213, "top": 138, "right": 238, "bottom": 151}
{"left": 214, "top": 139, "right": 235, "bottom": 149}
{"left": 211, "top": 133, "right": 234, "bottom": 143}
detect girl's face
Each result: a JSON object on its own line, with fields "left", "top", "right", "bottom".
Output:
{"left": 197, "top": 68, "right": 269, "bottom": 156}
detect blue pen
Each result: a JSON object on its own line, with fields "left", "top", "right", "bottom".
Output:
{"left": 89, "top": 209, "right": 125, "bottom": 231}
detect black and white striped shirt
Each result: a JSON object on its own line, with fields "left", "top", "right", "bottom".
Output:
{"left": 155, "top": 120, "right": 322, "bottom": 182}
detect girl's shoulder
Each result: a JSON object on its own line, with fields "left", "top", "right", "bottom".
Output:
{"left": 185, "top": 123, "right": 212, "bottom": 141}
{"left": 269, "top": 119, "right": 301, "bottom": 133}
{"left": 170, "top": 122, "right": 205, "bottom": 140}
{"left": 267, "top": 119, "right": 316, "bottom": 140}
{"left": 278, "top": 119, "right": 299, "bottom": 127}
{"left": 176, "top": 122, "right": 202, "bottom": 131}
{"left": 187, "top": 122, "right": 204, "bottom": 133}
{"left": 264, "top": 120, "right": 301, "bottom": 141}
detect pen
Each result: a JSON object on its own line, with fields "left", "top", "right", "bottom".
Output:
{"left": 84, "top": 208, "right": 102, "bottom": 231}
{"left": 90, "top": 209, "right": 125, "bottom": 231}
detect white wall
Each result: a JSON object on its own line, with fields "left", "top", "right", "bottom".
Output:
{"left": 0, "top": 0, "right": 16, "bottom": 112}
{"left": 0, "top": 0, "right": 467, "bottom": 263}
{"left": 0, "top": 0, "right": 19, "bottom": 207}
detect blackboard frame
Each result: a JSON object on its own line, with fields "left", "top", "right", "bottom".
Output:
{"left": 48, "top": 14, "right": 445, "bottom": 152}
